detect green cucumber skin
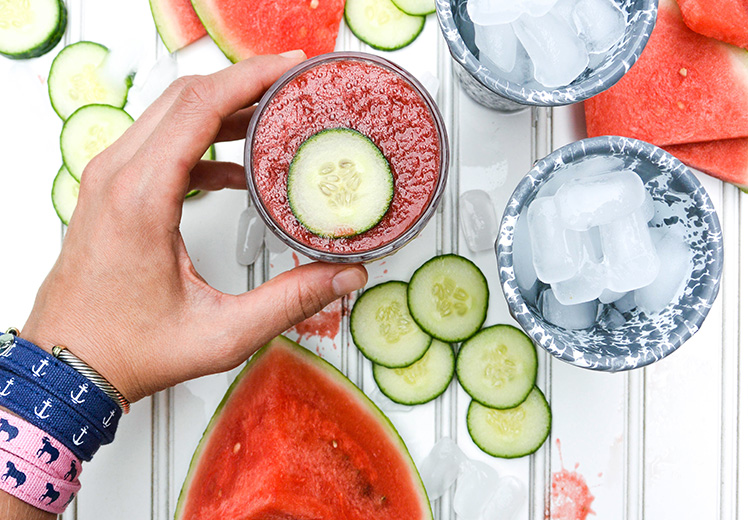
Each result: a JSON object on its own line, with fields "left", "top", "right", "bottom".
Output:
{"left": 407, "top": 254, "right": 489, "bottom": 343}
{"left": 467, "top": 387, "right": 552, "bottom": 459}
{"left": 0, "top": 0, "right": 67, "bottom": 59}
{"left": 351, "top": 281, "right": 432, "bottom": 368}
{"left": 372, "top": 340, "right": 455, "bottom": 406}
{"left": 390, "top": 0, "right": 436, "bottom": 16}
{"left": 344, "top": 0, "right": 426, "bottom": 52}
{"left": 456, "top": 324, "right": 538, "bottom": 410}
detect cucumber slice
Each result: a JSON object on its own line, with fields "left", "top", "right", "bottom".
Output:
{"left": 373, "top": 339, "right": 454, "bottom": 405}
{"left": 0, "top": 0, "right": 66, "bottom": 59}
{"left": 61, "top": 104, "right": 134, "bottom": 181}
{"left": 48, "top": 41, "right": 132, "bottom": 120}
{"left": 391, "top": 0, "right": 436, "bottom": 16}
{"left": 456, "top": 325, "right": 538, "bottom": 409}
{"left": 351, "top": 281, "right": 432, "bottom": 368}
{"left": 407, "top": 255, "right": 489, "bottom": 343}
{"left": 51, "top": 165, "right": 79, "bottom": 225}
{"left": 467, "top": 387, "right": 551, "bottom": 458}
{"left": 288, "top": 128, "right": 394, "bottom": 238}
{"left": 345, "top": 0, "right": 425, "bottom": 51}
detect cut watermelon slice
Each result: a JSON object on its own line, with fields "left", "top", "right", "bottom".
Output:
{"left": 585, "top": 0, "right": 748, "bottom": 147}
{"left": 190, "top": 0, "right": 346, "bottom": 62}
{"left": 175, "top": 336, "right": 432, "bottom": 520}
{"left": 665, "top": 138, "right": 748, "bottom": 189}
{"left": 676, "top": 0, "right": 748, "bottom": 49}
{"left": 150, "top": 0, "right": 207, "bottom": 52}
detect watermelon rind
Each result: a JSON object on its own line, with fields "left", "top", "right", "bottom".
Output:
{"left": 150, "top": 0, "right": 207, "bottom": 53}
{"left": 174, "top": 335, "right": 433, "bottom": 520}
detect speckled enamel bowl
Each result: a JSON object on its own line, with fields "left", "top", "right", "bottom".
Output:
{"left": 435, "top": 0, "right": 659, "bottom": 110}
{"left": 497, "top": 136, "right": 723, "bottom": 371}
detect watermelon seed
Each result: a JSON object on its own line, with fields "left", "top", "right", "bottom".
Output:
{"left": 233, "top": 442, "right": 241, "bottom": 454}
{"left": 677, "top": 101, "right": 685, "bottom": 110}
{"left": 679, "top": 68, "right": 688, "bottom": 77}
{"left": 332, "top": 439, "right": 338, "bottom": 448}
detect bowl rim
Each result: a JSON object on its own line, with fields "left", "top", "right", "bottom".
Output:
{"left": 434, "top": 0, "right": 660, "bottom": 107}
{"left": 496, "top": 135, "right": 724, "bottom": 371}
{"left": 244, "top": 51, "right": 449, "bottom": 264}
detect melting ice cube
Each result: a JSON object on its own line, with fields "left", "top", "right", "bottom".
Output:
{"left": 541, "top": 288, "right": 597, "bottom": 329}
{"left": 598, "top": 305, "right": 626, "bottom": 329}
{"left": 236, "top": 206, "right": 265, "bottom": 266}
{"left": 482, "top": 476, "right": 525, "bottom": 520}
{"left": 550, "top": 261, "right": 605, "bottom": 305}
{"left": 527, "top": 197, "right": 583, "bottom": 283}
{"left": 454, "top": 459, "right": 499, "bottom": 518}
{"left": 573, "top": 0, "right": 627, "bottom": 54}
{"left": 599, "top": 288, "right": 625, "bottom": 304}
{"left": 554, "top": 170, "right": 646, "bottom": 230}
{"left": 264, "top": 228, "right": 289, "bottom": 254}
{"left": 467, "top": 0, "right": 524, "bottom": 25}
{"left": 613, "top": 291, "right": 637, "bottom": 313}
{"left": 418, "top": 437, "right": 466, "bottom": 500}
{"left": 634, "top": 229, "right": 692, "bottom": 314}
{"left": 368, "top": 386, "right": 413, "bottom": 414}
{"left": 513, "top": 209, "right": 538, "bottom": 291}
{"left": 475, "top": 23, "right": 518, "bottom": 73}
{"left": 512, "top": 11, "right": 589, "bottom": 88}
{"left": 460, "top": 190, "right": 499, "bottom": 253}
{"left": 599, "top": 208, "right": 660, "bottom": 292}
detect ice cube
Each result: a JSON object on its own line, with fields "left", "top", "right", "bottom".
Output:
{"left": 598, "top": 288, "right": 625, "bottom": 304}
{"left": 536, "top": 155, "right": 626, "bottom": 199}
{"left": 540, "top": 288, "right": 597, "bottom": 329}
{"left": 236, "top": 206, "right": 265, "bottom": 266}
{"left": 527, "top": 197, "right": 584, "bottom": 283}
{"left": 598, "top": 305, "right": 626, "bottom": 329}
{"left": 513, "top": 209, "right": 538, "bottom": 291}
{"left": 573, "top": 0, "right": 627, "bottom": 54}
{"left": 613, "top": 291, "right": 636, "bottom": 313}
{"left": 634, "top": 231, "right": 692, "bottom": 314}
{"left": 454, "top": 459, "right": 499, "bottom": 518}
{"left": 553, "top": 0, "right": 578, "bottom": 26}
{"left": 641, "top": 191, "right": 655, "bottom": 222}
{"left": 264, "top": 228, "right": 289, "bottom": 254}
{"left": 418, "top": 437, "right": 467, "bottom": 501}
{"left": 525, "top": 0, "right": 561, "bottom": 17}
{"left": 460, "top": 190, "right": 499, "bottom": 253}
{"left": 502, "top": 44, "right": 536, "bottom": 86}
{"left": 554, "top": 170, "right": 646, "bottom": 230}
{"left": 98, "top": 45, "right": 140, "bottom": 86}
{"left": 126, "top": 55, "right": 179, "bottom": 117}
{"left": 368, "top": 386, "right": 413, "bottom": 414}
{"left": 600, "top": 209, "right": 660, "bottom": 292}
{"left": 482, "top": 476, "right": 525, "bottom": 520}
{"left": 468, "top": 0, "right": 524, "bottom": 25}
{"left": 512, "top": 11, "right": 589, "bottom": 88}
{"left": 550, "top": 261, "right": 605, "bottom": 305}
{"left": 475, "top": 23, "right": 518, "bottom": 73}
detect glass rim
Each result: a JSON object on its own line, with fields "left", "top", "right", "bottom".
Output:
{"left": 244, "top": 51, "right": 450, "bottom": 264}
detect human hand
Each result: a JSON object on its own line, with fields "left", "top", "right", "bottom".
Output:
{"left": 20, "top": 52, "right": 368, "bottom": 403}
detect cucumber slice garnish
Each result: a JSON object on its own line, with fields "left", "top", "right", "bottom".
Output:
{"left": 456, "top": 325, "right": 538, "bottom": 409}
{"left": 467, "top": 387, "right": 551, "bottom": 458}
{"left": 345, "top": 0, "right": 426, "bottom": 51}
{"left": 351, "top": 281, "right": 432, "bottom": 368}
{"left": 51, "top": 165, "right": 79, "bottom": 225}
{"left": 48, "top": 41, "right": 132, "bottom": 120}
{"left": 61, "top": 104, "right": 134, "bottom": 181}
{"left": 407, "top": 254, "right": 489, "bottom": 343}
{"left": 373, "top": 339, "right": 455, "bottom": 405}
{"left": 391, "top": 0, "right": 436, "bottom": 16}
{"left": 288, "top": 128, "right": 394, "bottom": 238}
{"left": 0, "top": 0, "right": 66, "bottom": 59}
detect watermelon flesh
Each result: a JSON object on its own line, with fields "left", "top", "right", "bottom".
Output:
{"left": 150, "top": 0, "right": 207, "bottom": 52}
{"left": 175, "top": 336, "right": 432, "bottom": 520}
{"left": 585, "top": 0, "right": 748, "bottom": 146}
{"left": 665, "top": 138, "right": 748, "bottom": 188}
{"left": 676, "top": 0, "right": 748, "bottom": 49}
{"left": 190, "top": 0, "right": 346, "bottom": 63}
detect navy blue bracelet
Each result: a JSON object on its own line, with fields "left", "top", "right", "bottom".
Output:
{"left": 0, "top": 335, "right": 122, "bottom": 461}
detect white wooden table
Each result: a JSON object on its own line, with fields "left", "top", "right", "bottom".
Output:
{"left": 1, "top": 1, "right": 744, "bottom": 519}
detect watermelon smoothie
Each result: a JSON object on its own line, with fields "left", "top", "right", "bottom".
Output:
{"left": 246, "top": 53, "right": 448, "bottom": 263}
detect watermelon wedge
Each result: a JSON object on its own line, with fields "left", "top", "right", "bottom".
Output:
{"left": 175, "top": 336, "right": 432, "bottom": 520}
{"left": 190, "top": 0, "right": 346, "bottom": 62}
{"left": 585, "top": 0, "right": 748, "bottom": 147}
{"left": 150, "top": 0, "right": 207, "bottom": 52}
{"left": 676, "top": 0, "right": 748, "bottom": 49}
{"left": 665, "top": 138, "right": 748, "bottom": 188}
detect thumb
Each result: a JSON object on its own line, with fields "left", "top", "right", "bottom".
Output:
{"left": 218, "top": 262, "right": 367, "bottom": 358}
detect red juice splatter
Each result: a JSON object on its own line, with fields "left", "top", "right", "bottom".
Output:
{"left": 291, "top": 252, "right": 300, "bottom": 268}
{"left": 289, "top": 300, "right": 342, "bottom": 341}
{"left": 551, "top": 439, "right": 595, "bottom": 520}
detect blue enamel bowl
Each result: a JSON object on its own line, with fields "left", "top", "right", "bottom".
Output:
{"left": 497, "top": 136, "right": 723, "bottom": 371}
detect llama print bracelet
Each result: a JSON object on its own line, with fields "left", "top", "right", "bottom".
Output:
{"left": 0, "top": 409, "right": 81, "bottom": 483}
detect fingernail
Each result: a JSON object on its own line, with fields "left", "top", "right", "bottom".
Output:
{"left": 332, "top": 267, "right": 366, "bottom": 297}
{"left": 280, "top": 49, "right": 306, "bottom": 59}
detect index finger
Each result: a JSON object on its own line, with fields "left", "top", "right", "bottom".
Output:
{"left": 131, "top": 51, "right": 306, "bottom": 196}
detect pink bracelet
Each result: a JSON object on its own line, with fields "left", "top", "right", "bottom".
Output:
{"left": 0, "top": 409, "right": 81, "bottom": 482}
{"left": 0, "top": 447, "right": 80, "bottom": 514}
